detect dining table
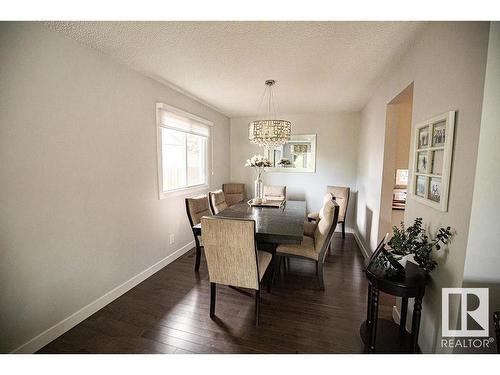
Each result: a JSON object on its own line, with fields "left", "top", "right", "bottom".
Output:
{"left": 192, "top": 200, "right": 307, "bottom": 281}
{"left": 192, "top": 200, "right": 306, "bottom": 244}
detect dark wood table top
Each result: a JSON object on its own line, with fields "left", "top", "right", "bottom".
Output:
{"left": 192, "top": 200, "right": 306, "bottom": 244}
{"left": 365, "top": 260, "right": 427, "bottom": 298}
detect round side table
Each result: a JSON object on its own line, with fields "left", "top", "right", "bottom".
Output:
{"left": 361, "top": 261, "right": 427, "bottom": 353}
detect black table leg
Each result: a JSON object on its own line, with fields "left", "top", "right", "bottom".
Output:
{"left": 368, "top": 287, "right": 379, "bottom": 353}
{"left": 257, "top": 242, "right": 279, "bottom": 285}
{"left": 269, "top": 245, "right": 280, "bottom": 285}
{"left": 410, "top": 296, "right": 422, "bottom": 353}
{"left": 366, "top": 283, "right": 373, "bottom": 328}
{"left": 400, "top": 297, "right": 408, "bottom": 334}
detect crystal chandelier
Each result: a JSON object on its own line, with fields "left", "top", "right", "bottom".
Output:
{"left": 248, "top": 80, "right": 291, "bottom": 148}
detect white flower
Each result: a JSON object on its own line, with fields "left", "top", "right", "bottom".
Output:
{"left": 245, "top": 154, "right": 272, "bottom": 169}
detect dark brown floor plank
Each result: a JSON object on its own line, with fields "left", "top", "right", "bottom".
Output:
{"left": 37, "top": 233, "right": 394, "bottom": 354}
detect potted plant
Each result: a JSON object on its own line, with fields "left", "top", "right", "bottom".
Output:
{"left": 374, "top": 217, "right": 454, "bottom": 277}
{"left": 245, "top": 155, "right": 272, "bottom": 201}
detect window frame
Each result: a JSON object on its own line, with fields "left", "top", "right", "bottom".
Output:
{"left": 156, "top": 103, "right": 213, "bottom": 199}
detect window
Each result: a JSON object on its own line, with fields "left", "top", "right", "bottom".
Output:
{"left": 156, "top": 103, "right": 211, "bottom": 198}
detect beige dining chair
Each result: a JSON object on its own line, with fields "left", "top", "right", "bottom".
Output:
{"left": 185, "top": 195, "right": 211, "bottom": 271}
{"left": 303, "top": 193, "right": 334, "bottom": 238}
{"left": 308, "top": 186, "right": 350, "bottom": 239}
{"left": 263, "top": 185, "right": 286, "bottom": 201}
{"left": 208, "top": 189, "right": 228, "bottom": 215}
{"left": 201, "top": 217, "right": 273, "bottom": 325}
{"left": 278, "top": 200, "right": 339, "bottom": 290}
{"left": 222, "top": 183, "right": 246, "bottom": 206}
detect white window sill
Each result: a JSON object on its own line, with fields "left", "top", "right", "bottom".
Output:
{"left": 158, "top": 184, "right": 210, "bottom": 199}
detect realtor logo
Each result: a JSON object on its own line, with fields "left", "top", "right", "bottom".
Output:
{"left": 442, "top": 288, "right": 489, "bottom": 337}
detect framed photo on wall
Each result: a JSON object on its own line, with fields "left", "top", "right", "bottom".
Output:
{"left": 408, "top": 111, "right": 455, "bottom": 212}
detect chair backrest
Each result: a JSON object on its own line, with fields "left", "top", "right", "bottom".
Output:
{"left": 201, "top": 217, "right": 260, "bottom": 290}
{"left": 318, "top": 192, "right": 334, "bottom": 220}
{"left": 326, "top": 186, "right": 350, "bottom": 221}
{"left": 222, "top": 183, "right": 246, "bottom": 206}
{"left": 314, "top": 200, "right": 340, "bottom": 262}
{"left": 185, "top": 195, "right": 211, "bottom": 227}
{"left": 263, "top": 185, "right": 286, "bottom": 201}
{"left": 208, "top": 190, "right": 228, "bottom": 215}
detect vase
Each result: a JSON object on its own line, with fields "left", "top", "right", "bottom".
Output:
{"left": 254, "top": 178, "right": 263, "bottom": 200}
{"left": 397, "top": 254, "right": 414, "bottom": 269}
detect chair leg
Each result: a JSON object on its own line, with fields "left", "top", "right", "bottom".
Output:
{"left": 342, "top": 222, "right": 346, "bottom": 239}
{"left": 315, "top": 261, "right": 319, "bottom": 275}
{"left": 210, "top": 282, "right": 216, "bottom": 318}
{"left": 255, "top": 289, "right": 261, "bottom": 326}
{"left": 318, "top": 262, "right": 325, "bottom": 291}
{"left": 194, "top": 245, "right": 202, "bottom": 271}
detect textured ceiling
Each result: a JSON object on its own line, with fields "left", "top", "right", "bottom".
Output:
{"left": 46, "top": 21, "right": 424, "bottom": 117}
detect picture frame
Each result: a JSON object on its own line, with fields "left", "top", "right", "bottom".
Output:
{"left": 416, "top": 175, "right": 426, "bottom": 197}
{"left": 417, "top": 152, "right": 428, "bottom": 173}
{"left": 395, "top": 169, "right": 408, "bottom": 186}
{"left": 432, "top": 121, "right": 446, "bottom": 147}
{"left": 429, "top": 177, "right": 441, "bottom": 203}
{"left": 408, "top": 111, "right": 455, "bottom": 211}
{"left": 418, "top": 126, "right": 429, "bottom": 149}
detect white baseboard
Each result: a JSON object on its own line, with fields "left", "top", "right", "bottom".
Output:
{"left": 351, "top": 230, "right": 370, "bottom": 259}
{"left": 11, "top": 241, "right": 194, "bottom": 354}
{"left": 392, "top": 305, "right": 400, "bottom": 324}
{"left": 392, "top": 302, "right": 414, "bottom": 334}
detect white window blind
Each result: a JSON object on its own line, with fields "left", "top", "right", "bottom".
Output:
{"left": 159, "top": 109, "right": 210, "bottom": 137}
{"left": 156, "top": 104, "right": 212, "bottom": 198}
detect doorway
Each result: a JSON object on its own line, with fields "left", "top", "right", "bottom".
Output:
{"left": 378, "top": 83, "right": 414, "bottom": 240}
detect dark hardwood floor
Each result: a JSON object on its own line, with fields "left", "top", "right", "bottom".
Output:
{"left": 38, "top": 233, "right": 395, "bottom": 354}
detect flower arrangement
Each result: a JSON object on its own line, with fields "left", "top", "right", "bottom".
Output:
{"left": 245, "top": 155, "right": 272, "bottom": 180}
{"left": 277, "top": 158, "right": 292, "bottom": 167}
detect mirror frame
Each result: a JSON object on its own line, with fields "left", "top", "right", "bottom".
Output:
{"left": 264, "top": 134, "right": 317, "bottom": 173}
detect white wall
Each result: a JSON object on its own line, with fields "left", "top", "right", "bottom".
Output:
{"left": 462, "top": 22, "right": 500, "bottom": 348}
{"left": 378, "top": 86, "right": 413, "bottom": 237}
{"left": 0, "top": 22, "right": 230, "bottom": 353}
{"left": 230, "top": 113, "right": 360, "bottom": 230}
{"left": 354, "top": 22, "right": 490, "bottom": 353}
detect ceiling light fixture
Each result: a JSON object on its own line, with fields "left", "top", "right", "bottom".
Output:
{"left": 248, "top": 80, "right": 291, "bottom": 148}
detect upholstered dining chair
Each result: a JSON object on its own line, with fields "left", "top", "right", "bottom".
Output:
{"left": 303, "top": 193, "right": 334, "bottom": 238}
{"left": 222, "top": 183, "right": 246, "bottom": 206}
{"left": 185, "top": 195, "right": 211, "bottom": 272}
{"left": 208, "top": 189, "right": 228, "bottom": 215}
{"left": 201, "top": 217, "right": 273, "bottom": 325}
{"left": 278, "top": 200, "right": 340, "bottom": 290}
{"left": 308, "top": 186, "right": 350, "bottom": 239}
{"left": 263, "top": 185, "right": 286, "bottom": 202}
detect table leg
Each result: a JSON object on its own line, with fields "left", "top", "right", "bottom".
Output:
{"left": 270, "top": 245, "right": 280, "bottom": 285}
{"left": 366, "top": 283, "right": 373, "bottom": 328}
{"left": 410, "top": 296, "right": 422, "bottom": 353}
{"left": 400, "top": 297, "right": 408, "bottom": 334}
{"left": 368, "top": 287, "right": 379, "bottom": 353}
{"left": 257, "top": 242, "right": 279, "bottom": 285}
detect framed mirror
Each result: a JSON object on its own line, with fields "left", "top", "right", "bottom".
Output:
{"left": 264, "top": 134, "right": 316, "bottom": 173}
